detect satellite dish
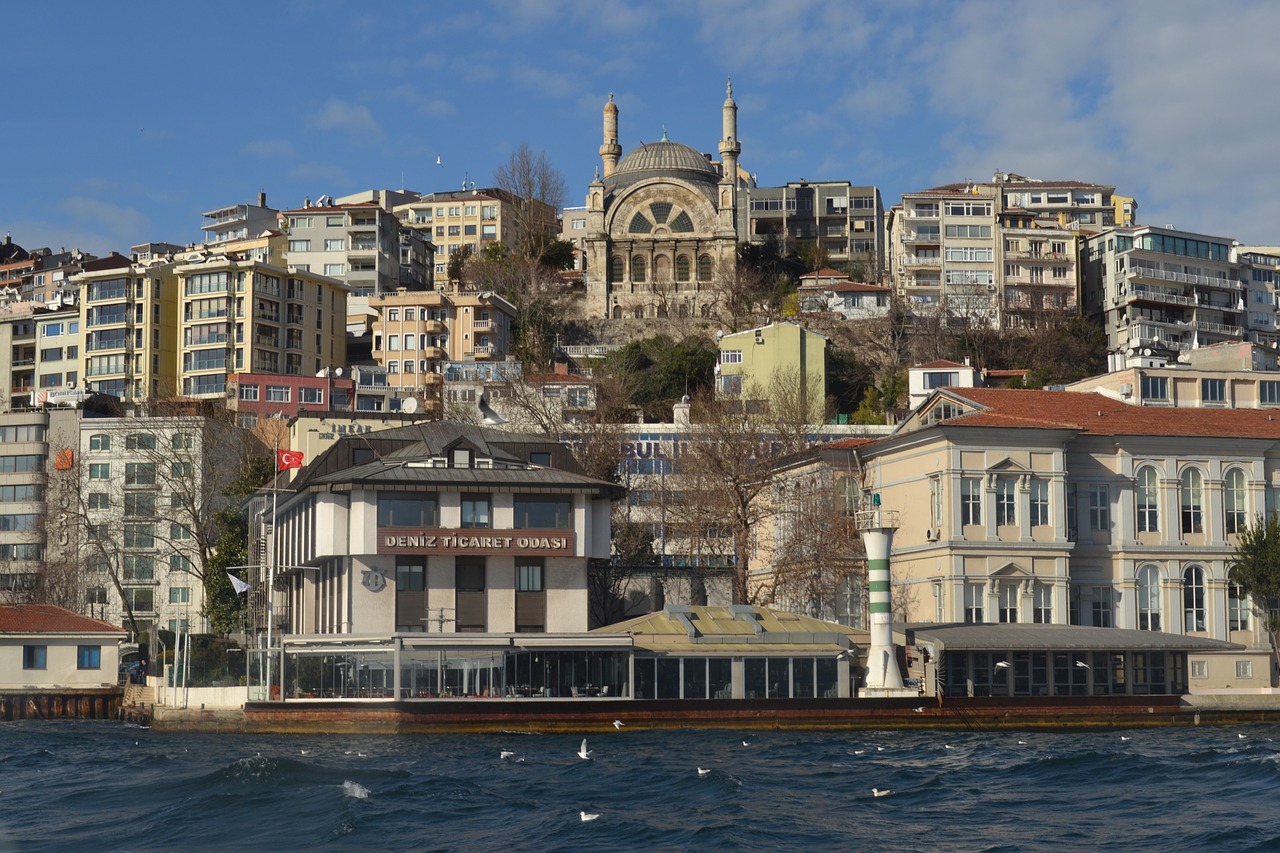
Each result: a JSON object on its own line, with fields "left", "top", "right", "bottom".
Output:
{"left": 401, "top": 397, "right": 419, "bottom": 414}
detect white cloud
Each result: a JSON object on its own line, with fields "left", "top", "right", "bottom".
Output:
{"left": 308, "top": 99, "right": 383, "bottom": 139}
{"left": 57, "top": 197, "right": 149, "bottom": 246}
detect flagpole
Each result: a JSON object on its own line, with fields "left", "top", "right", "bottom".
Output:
{"left": 268, "top": 431, "right": 278, "bottom": 701}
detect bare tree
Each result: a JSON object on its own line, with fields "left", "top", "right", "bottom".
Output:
{"left": 492, "top": 143, "right": 566, "bottom": 277}
{"left": 707, "top": 262, "right": 776, "bottom": 333}
{"left": 768, "top": 469, "right": 864, "bottom": 621}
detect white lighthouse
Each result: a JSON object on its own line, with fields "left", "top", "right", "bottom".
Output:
{"left": 856, "top": 505, "right": 909, "bottom": 695}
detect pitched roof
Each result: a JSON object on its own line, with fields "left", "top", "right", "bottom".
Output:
{"left": 915, "top": 359, "right": 970, "bottom": 369}
{"left": 0, "top": 605, "right": 125, "bottom": 635}
{"left": 944, "top": 388, "right": 1280, "bottom": 439}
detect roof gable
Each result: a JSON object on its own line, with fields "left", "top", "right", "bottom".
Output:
{"left": 0, "top": 605, "right": 125, "bottom": 635}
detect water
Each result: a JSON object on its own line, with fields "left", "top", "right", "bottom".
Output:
{"left": 3, "top": 721, "right": 1280, "bottom": 852}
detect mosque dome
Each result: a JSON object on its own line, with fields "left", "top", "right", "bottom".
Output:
{"left": 605, "top": 138, "right": 720, "bottom": 192}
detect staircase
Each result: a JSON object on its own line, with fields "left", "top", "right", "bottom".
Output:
{"left": 124, "top": 682, "right": 155, "bottom": 708}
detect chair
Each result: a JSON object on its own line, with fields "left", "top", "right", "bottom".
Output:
{"left": 571, "top": 686, "right": 580, "bottom": 698}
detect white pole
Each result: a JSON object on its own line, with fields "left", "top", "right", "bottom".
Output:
{"left": 267, "top": 433, "right": 278, "bottom": 701}
{"left": 858, "top": 507, "right": 905, "bottom": 691}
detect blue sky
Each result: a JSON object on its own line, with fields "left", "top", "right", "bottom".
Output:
{"left": 7, "top": 1, "right": 1280, "bottom": 257}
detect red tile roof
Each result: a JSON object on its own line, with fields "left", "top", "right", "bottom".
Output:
{"left": 916, "top": 360, "right": 970, "bottom": 369}
{"left": 948, "top": 388, "right": 1280, "bottom": 439}
{"left": 0, "top": 605, "right": 125, "bottom": 635}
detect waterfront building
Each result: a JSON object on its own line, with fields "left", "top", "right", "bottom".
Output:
{"left": 581, "top": 86, "right": 748, "bottom": 320}
{"left": 0, "top": 604, "right": 125, "bottom": 690}
{"left": 852, "top": 386, "right": 1276, "bottom": 690}
{"left": 742, "top": 181, "right": 885, "bottom": 275}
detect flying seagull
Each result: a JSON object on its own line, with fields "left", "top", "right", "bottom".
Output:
{"left": 742, "top": 740, "right": 751, "bottom": 747}
{"left": 872, "top": 788, "right": 893, "bottom": 798}
{"left": 995, "top": 661, "right": 1011, "bottom": 669}
{"left": 580, "top": 811, "right": 600, "bottom": 822}
{"left": 500, "top": 750, "right": 516, "bottom": 760}
{"left": 1075, "top": 661, "right": 1091, "bottom": 669}
{"left": 613, "top": 720, "right": 624, "bottom": 730}
{"left": 913, "top": 706, "right": 926, "bottom": 713}
{"left": 697, "top": 768, "right": 711, "bottom": 777}
{"left": 1120, "top": 736, "right": 1132, "bottom": 742}
{"left": 578, "top": 738, "right": 592, "bottom": 760}
{"left": 1238, "top": 733, "right": 1248, "bottom": 740}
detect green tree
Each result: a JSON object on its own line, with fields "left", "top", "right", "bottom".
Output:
{"left": 1229, "top": 513, "right": 1280, "bottom": 680}
{"left": 204, "top": 453, "right": 273, "bottom": 636}
{"left": 597, "top": 335, "right": 717, "bottom": 420}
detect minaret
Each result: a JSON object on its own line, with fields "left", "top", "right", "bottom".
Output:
{"left": 719, "top": 78, "right": 741, "bottom": 185}
{"left": 858, "top": 506, "right": 905, "bottom": 693}
{"left": 600, "top": 93, "right": 622, "bottom": 179}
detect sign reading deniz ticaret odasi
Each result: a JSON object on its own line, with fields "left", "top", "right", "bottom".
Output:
{"left": 379, "top": 529, "right": 574, "bottom": 557}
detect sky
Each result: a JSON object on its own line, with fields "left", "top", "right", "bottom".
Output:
{"left": 6, "top": 0, "right": 1280, "bottom": 258}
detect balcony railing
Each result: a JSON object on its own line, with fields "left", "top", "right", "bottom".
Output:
{"left": 1125, "top": 286, "right": 1194, "bottom": 307}
{"left": 899, "top": 255, "right": 941, "bottom": 268}
{"left": 1194, "top": 320, "right": 1244, "bottom": 336}
{"left": 1127, "top": 266, "right": 1242, "bottom": 291}
{"left": 903, "top": 231, "right": 941, "bottom": 243}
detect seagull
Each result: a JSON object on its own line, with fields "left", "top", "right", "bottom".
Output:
{"left": 944, "top": 744, "right": 954, "bottom": 750}
{"left": 913, "top": 706, "right": 926, "bottom": 713}
{"left": 697, "top": 768, "right": 711, "bottom": 777}
{"left": 995, "top": 661, "right": 1011, "bottom": 669}
{"left": 613, "top": 720, "right": 624, "bottom": 730}
{"left": 500, "top": 750, "right": 516, "bottom": 760}
{"left": 852, "top": 749, "right": 865, "bottom": 755}
{"left": 871, "top": 788, "right": 893, "bottom": 798}
{"left": 876, "top": 746, "right": 885, "bottom": 751}
{"left": 1120, "top": 736, "right": 1131, "bottom": 742}
{"left": 300, "top": 749, "right": 310, "bottom": 755}
{"left": 742, "top": 740, "right": 751, "bottom": 747}
{"left": 580, "top": 811, "right": 600, "bottom": 822}
{"left": 1075, "top": 661, "right": 1091, "bottom": 669}
{"left": 1238, "top": 733, "right": 1248, "bottom": 740}
{"left": 577, "top": 738, "right": 592, "bottom": 760}
{"left": 1017, "top": 740, "right": 1028, "bottom": 746}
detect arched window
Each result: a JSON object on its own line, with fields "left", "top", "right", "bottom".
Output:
{"left": 1137, "top": 564, "right": 1161, "bottom": 631}
{"left": 653, "top": 255, "right": 670, "bottom": 283}
{"left": 1224, "top": 467, "right": 1247, "bottom": 535}
{"left": 1180, "top": 468, "right": 1203, "bottom": 534}
{"left": 609, "top": 256, "right": 623, "bottom": 283}
{"left": 1136, "top": 466, "right": 1159, "bottom": 533}
{"left": 631, "top": 256, "right": 646, "bottom": 283}
{"left": 632, "top": 306, "right": 645, "bottom": 319}
{"left": 89, "top": 434, "right": 111, "bottom": 452}
{"left": 1183, "top": 565, "right": 1206, "bottom": 632}
{"left": 675, "top": 255, "right": 691, "bottom": 282}
{"left": 678, "top": 303, "right": 689, "bottom": 319}
{"left": 611, "top": 305, "right": 622, "bottom": 319}
{"left": 697, "top": 254, "right": 713, "bottom": 281}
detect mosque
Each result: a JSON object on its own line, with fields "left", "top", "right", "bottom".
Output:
{"left": 581, "top": 83, "right": 752, "bottom": 320}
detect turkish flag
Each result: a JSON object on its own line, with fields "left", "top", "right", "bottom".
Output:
{"left": 277, "top": 449, "right": 305, "bottom": 470}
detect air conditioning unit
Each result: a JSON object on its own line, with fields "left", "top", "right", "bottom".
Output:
{"left": 925, "top": 528, "right": 940, "bottom": 541}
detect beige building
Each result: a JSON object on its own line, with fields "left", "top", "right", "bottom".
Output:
{"left": 853, "top": 386, "right": 1276, "bottom": 691}
{"left": 396, "top": 188, "right": 557, "bottom": 283}
{"left": 173, "top": 245, "right": 349, "bottom": 399}
{"left": 582, "top": 86, "right": 747, "bottom": 320}
{"left": 368, "top": 289, "right": 516, "bottom": 413}
{"left": 716, "top": 322, "right": 827, "bottom": 421}
{"left": 283, "top": 200, "right": 405, "bottom": 297}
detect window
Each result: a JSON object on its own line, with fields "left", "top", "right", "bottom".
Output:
{"left": 1141, "top": 375, "right": 1168, "bottom": 401}
{"left": 1030, "top": 478, "right": 1049, "bottom": 526}
{"left": 455, "top": 557, "right": 486, "bottom": 633}
{"left": 460, "top": 494, "right": 491, "bottom": 528}
{"left": 301, "top": 387, "right": 324, "bottom": 405}
{"left": 1183, "top": 566, "right": 1206, "bottom": 632}
{"left": 378, "top": 492, "right": 440, "bottom": 527}
{"left": 396, "top": 556, "right": 425, "bottom": 591}
{"left": 631, "top": 256, "right": 646, "bottom": 282}
{"left": 720, "top": 350, "right": 743, "bottom": 364}
{"left": 1137, "top": 564, "right": 1162, "bottom": 631}
{"left": 517, "top": 560, "right": 543, "bottom": 592}
{"left": 513, "top": 497, "right": 572, "bottom": 529}
{"left": 923, "top": 371, "right": 958, "bottom": 390}
{"left": 1261, "top": 380, "right": 1280, "bottom": 406}
{"left": 1224, "top": 467, "right": 1247, "bottom": 535}
{"left": 170, "top": 587, "right": 191, "bottom": 604}
{"left": 1033, "top": 582, "right": 1052, "bottom": 624}
{"left": 1229, "top": 582, "right": 1250, "bottom": 631}
{"left": 125, "top": 463, "right": 156, "bottom": 486}
{"left": 697, "top": 255, "right": 712, "bottom": 281}
{"left": 126, "top": 588, "right": 155, "bottom": 612}
{"left": 324, "top": 238, "right": 345, "bottom": 251}
{"left": 126, "top": 433, "right": 157, "bottom": 451}
{"left": 1092, "top": 586, "right": 1113, "bottom": 627}
{"left": 1181, "top": 468, "right": 1204, "bottom": 534}
{"left": 124, "top": 493, "right": 156, "bottom": 518}
{"left": 323, "top": 264, "right": 345, "bottom": 277}
{"left": 266, "top": 386, "right": 290, "bottom": 403}
{"left": 170, "top": 522, "right": 191, "bottom": 540}
{"left": 961, "top": 477, "right": 982, "bottom": 526}
{"left": 124, "top": 525, "right": 155, "bottom": 550}
{"left": 89, "top": 463, "right": 110, "bottom": 480}
{"left": 1136, "top": 466, "right": 1160, "bottom": 533}
{"left": 238, "top": 383, "right": 260, "bottom": 402}
{"left": 964, "top": 582, "right": 984, "bottom": 623}
{"left": 999, "top": 583, "right": 1018, "bottom": 623}
{"left": 288, "top": 239, "right": 311, "bottom": 252}
{"left": 1089, "top": 484, "right": 1109, "bottom": 531}
{"left": 995, "top": 478, "right": 1016, "bottom": 526}
{"left": 1236, "top": 660, "right": 1254, "bottom": 679}
{"left": 1201, "top": 378, "right": 1226, "bottom": 404}
{"left": 23, "top": 645, "right": 47, "bottom": 670}
{"left": 77, "top": 646, "right": 101, "bottom": 670}
{"left": 1191, "top": 660, "right": 1208, "bottom": 679}
{"left": 89, "top": 434, "right": 111, "bottom": 451}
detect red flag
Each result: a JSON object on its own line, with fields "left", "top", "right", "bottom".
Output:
{"left": 277, "top": 449, "right": 305, "bottom": 470}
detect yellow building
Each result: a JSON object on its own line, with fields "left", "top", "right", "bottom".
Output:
{"left": 716, "top": 322, "right": 827, "bottom": 421}
{"left": 74, "top": 254, "right": 180, "bottom": 402}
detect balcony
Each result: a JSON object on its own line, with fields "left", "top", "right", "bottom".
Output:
{"left": 469, "top": 345, "right": 495, "bottom": 359}
{"left": 905, "top": 208, "right": 939, "bottom": 219}
{"left": 419, "top": 373, "right": 444, "bottom": 386}
{"left": 473, "top": 319, "right": 493, "bottom": 330}
{"left": 899, "top": 255, "right": 941, "bottom": 268}
{"left": 420, "top": 346, "right": 446, "bottom": 360}
{"left": 1127, "top": 266, "right": 1242, "bottom": 291}
{"left": 1122, "top": 286, "right": 1194, "bottom": 307}
{"left": 902, "top": 231, "right": 941, "bottom": 245}
{"left": 1194, "top": 320, "right": 1244, "bottom": 337}
{"left": 423, "top": 320, "right": 447, "bottom": 334}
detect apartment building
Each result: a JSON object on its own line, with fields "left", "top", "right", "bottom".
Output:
{"left": 173, "top": 247, "right": 349, "bottom": 399}
{"left": 368, "top": 288, "right": 516, "bottom": 414}
{"left": 716, "top": 321, "right": 827, "bottom": 422}
{"left": 73, "top": 254, "right": 180, "bottom": 402}
{"left": 0, "top": 302, "right": 40, "bottom": 411}
{"left": 31, "top": 303, "right": 81, "bottom": 403}
{"left": 283, "top": 200, "right": 403, "bottom": 297}
{"left": 396, "top": 188, "right": 558, "bottom": 282}
{"left": 742, "top": 181, "right": 885, "bottom": 274}
{"left": 1079, "top": 225, "right": 1273, "bottom": 366}
{"left": 201, "top": 193, "right": 280, "bottom": 246}
{"left": 889, "top": 174, "right": 1117, "bottom": 328}
{"left": 0, "top": 412, "right": 55, "bottom": 602}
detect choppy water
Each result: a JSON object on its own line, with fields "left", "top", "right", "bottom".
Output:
{"left": 2, "top": 720, "right": 1280, "bottom": 852}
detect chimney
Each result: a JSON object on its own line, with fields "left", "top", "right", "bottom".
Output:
{"left": 258, "top": 191, "right": 267, "bottom": 208}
